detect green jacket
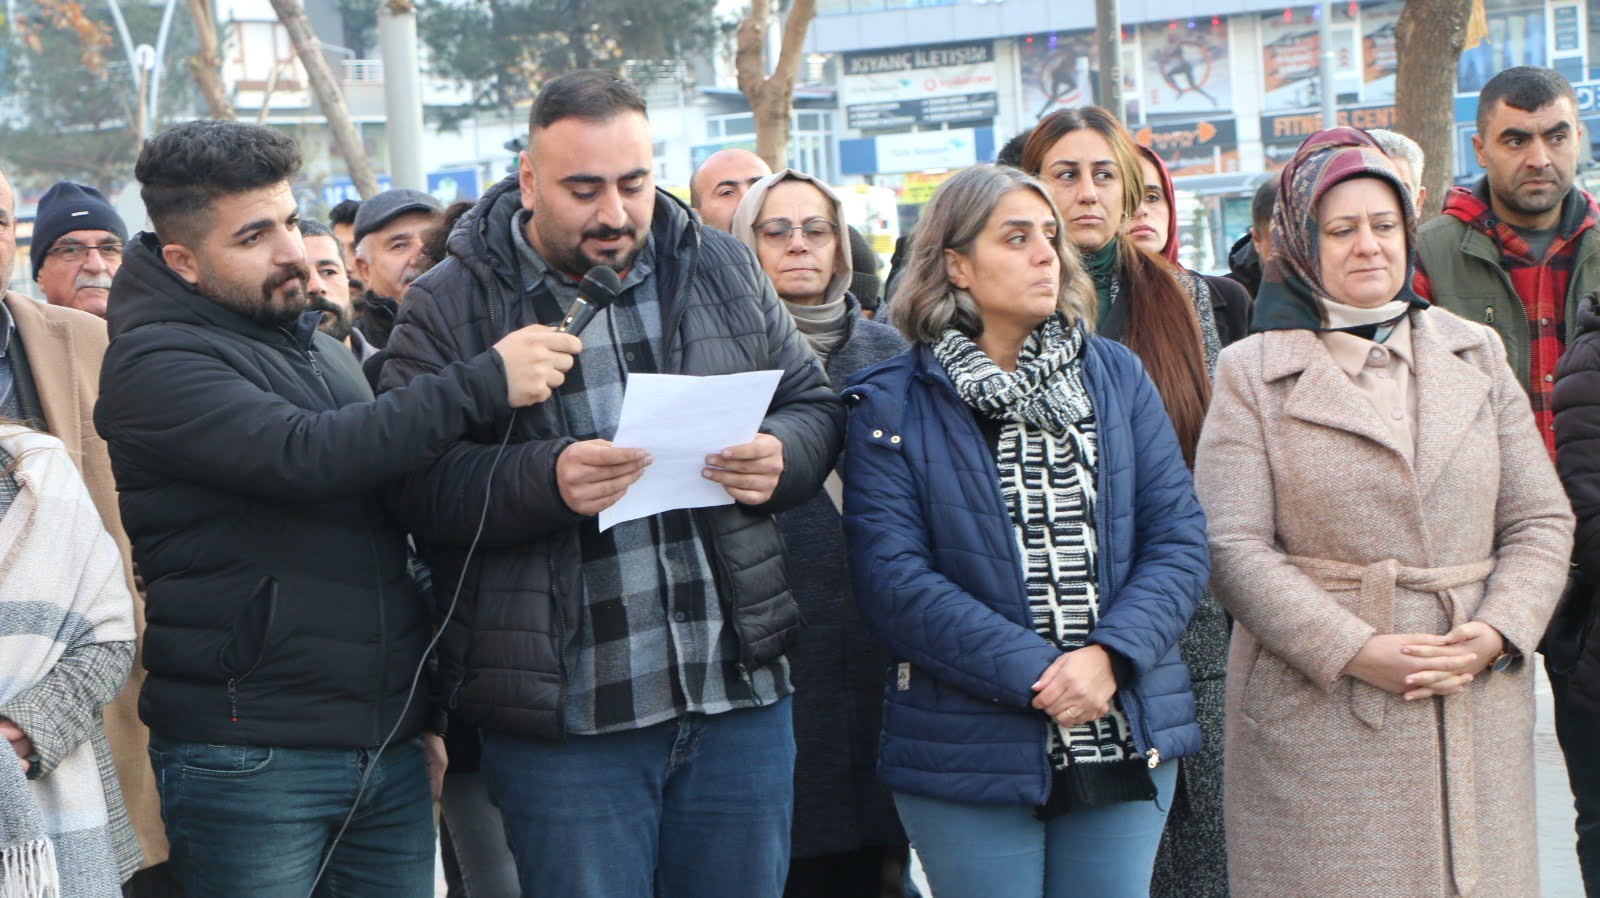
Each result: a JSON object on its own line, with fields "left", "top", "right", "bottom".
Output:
{"left": 1415, "top": 186, "right": 1600, "bottom": 387}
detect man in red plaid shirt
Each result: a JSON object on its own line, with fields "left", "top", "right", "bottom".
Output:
{"left": 1416, "top": 64, "right": 1600, "bottom": 895}
{"left": 1416, "top": 67, "right": 1600, "bottom": 459}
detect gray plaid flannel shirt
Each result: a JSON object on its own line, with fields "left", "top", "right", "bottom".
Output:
{"left": 512, "top": 213, "right": 789, "bottom": 735}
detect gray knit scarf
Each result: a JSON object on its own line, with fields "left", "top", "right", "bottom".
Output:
{"left": 784, "top": 295, "right": 850, "bottom": 364}
{"left": 0, "top": 429, "right": 133, "bottom": 897}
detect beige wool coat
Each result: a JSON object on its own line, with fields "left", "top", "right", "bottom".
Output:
{"left": 3, "top": 292, "right": 166, "bottom": 870}
{"left": 1193, "top": 306, "right": 1573, "bottom": 898}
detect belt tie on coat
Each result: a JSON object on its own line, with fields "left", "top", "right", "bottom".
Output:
{"left": 1286, "top": 554, "right": 1495, "bottom": 897}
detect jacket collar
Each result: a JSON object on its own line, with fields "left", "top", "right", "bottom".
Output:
{"left": 1264, "top": 309, "right": 1491, "bottom": 489}
{"left": 1444, "top": 177, "right": 1599, "bottom": 246}
{"left": 3, "top": 293, "right": 79, "bottom": 449}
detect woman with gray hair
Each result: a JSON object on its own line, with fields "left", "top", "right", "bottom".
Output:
{"left": 842, "top": 165, "right": 1207, "bottom": 898}
{"left": 728, "top": 169, "right": 914, "bottom": 896}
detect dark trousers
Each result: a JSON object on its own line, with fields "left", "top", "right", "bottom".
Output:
{"left": 784, "top": 845, "right": 915, "bottom": 898}
{"left": 1548, "top": 661, "right": 1600, "bottom": 896}
{"left": 122, "top": 862, "right": 184, "bottom": 898}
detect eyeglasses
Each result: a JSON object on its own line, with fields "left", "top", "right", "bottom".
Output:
{"left": 754, "top": 218, "right": 838, "bottom": 249}
{"left": 45, "top": 242, "right": 123, "bottom": 263}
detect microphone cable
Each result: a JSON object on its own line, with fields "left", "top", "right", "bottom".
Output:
{"left": 307, "top": 408, "right": 519, "bottom": 897}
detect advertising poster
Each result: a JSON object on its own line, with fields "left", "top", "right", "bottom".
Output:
{"left": 1260, "top": 7, "right": 1361, "bottom": 111}
{"left": 1139, "top": 21, "right": 1232, "bottom": 119}
{"left": 1458, "top": 2, "right": 1547, "bottom": 93}
{"left": 1133, "top": 119, "right": 1240, "bottom": 176}
{"left": 1260, "top": 11, "right": 1322, "bottom": 111}
{"left": 1017, "top": 31, "right": 1138, "bottom": 122}
{"left": 1361, "top": 1, "right": 1402, "bottom": 104}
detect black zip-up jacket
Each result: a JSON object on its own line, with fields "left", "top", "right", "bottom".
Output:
{"left": 97, "top": 233, "right": 513, "bottom": 748}
{"left": 1552, "top": 294, "right": 1600, "bottom": 709}
{"left": 377, "top": 178, "right": 844, "bottom": 742}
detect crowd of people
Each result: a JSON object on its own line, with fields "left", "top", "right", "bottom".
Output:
{"left": 1, "top": 61, "right": 1599, "bottom": 898}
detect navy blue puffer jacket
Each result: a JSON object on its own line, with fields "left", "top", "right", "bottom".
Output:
{"left": 841, "top": 331, "right": 1207, "bottom": 806}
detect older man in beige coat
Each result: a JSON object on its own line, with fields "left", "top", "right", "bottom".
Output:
{"left": 0, "top": 170, "right": 168, "bottom": 888}
{"left": 1195, "top": 128, "right": 1574, "bottom": 898}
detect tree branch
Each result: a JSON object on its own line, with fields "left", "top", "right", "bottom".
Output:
{"left": 186, "top": 0, "right": 236, "bottom": 119}
{"left": 267, "top": 0, "right": 381, "bottom": 197}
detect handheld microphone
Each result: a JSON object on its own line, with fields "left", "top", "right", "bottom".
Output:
{"left": 558, "top": 266, "right": 622, "bottom": 337}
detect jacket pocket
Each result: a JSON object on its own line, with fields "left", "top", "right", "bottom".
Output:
{"left": 1240, "top": 646, "right": 1310, "bottom": 725}
{"left": 216, "top": 577, "right": 279, "bottom": 722}
{"left": 217, "top": 576, "right": 279, "bottom": 679}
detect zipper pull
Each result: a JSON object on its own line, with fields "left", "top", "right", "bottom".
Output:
{"left": 1485, "top": 306, "right": 1495, "bottom": 325}
{"left": 227, "top": 678, "right": 239, "bottom": 723}
{"left": 1146, "top": 747, "right": 1161, "bottom": 769}
{"left": 306, "top": 350, "right": 322, "bottom": 377}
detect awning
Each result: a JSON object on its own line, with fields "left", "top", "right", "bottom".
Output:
{"left": 1172, "top": 171, "right": 1271, "bottom": 197}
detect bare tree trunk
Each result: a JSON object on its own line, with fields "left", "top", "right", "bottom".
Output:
{"left": 735, "top": 0, "right": 816, "bottom": 170}
{"left": 1395, "top": 0, "right": 1473, "bottom": 222}
{"left": 267, "top": 0, "right": 381, "bottom": 197}
{"left": 186, "top": 0, "right": 236, "bottom": 119}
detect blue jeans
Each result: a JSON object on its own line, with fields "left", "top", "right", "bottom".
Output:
{"left": 481, "top": 697, "right": 795, "bottom": 898}
{"left": 147, "top": 735, "right": 434, "bottom": 898}
{"left": 893, "top": 761, "right": 1178, "bottom": 898}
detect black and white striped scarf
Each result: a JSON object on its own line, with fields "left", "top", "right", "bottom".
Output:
{"left": 933, "top": 318, "right": 1150, "bottom": 812}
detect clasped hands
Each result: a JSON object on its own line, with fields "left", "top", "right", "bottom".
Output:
{"left": 1342, "top": 621, "right": 1505, "bottom": 701}
{"left": 1031, "top": 644, "right": 1117, "bottom": 729}
{"left": 556, "top": 433, "right": 785, "bottom": 516}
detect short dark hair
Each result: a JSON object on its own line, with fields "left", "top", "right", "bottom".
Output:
{"left": 995, "top": 129, "right": 1032, "bottom": 169}
{"left": 297, "top": 217, "right": 342, "bottom": 263}
{"left": 1477, "top": 66, "right": 1578, "bottom": 134}
{"left": 1251, "top": 172, "right": 1281, "bottom": 236}
{"left": 136, "top": 120, "right": 302, "bottom": 247}
{"left": 528, "top": 69, "right": 647, "bottom": 135}
{"left": 328, "top": 198, "right": 361, "bottom": 228}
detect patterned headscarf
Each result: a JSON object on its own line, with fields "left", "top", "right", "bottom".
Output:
{"left": 1251, "top": 127, "right": 1427, "bottom": 332}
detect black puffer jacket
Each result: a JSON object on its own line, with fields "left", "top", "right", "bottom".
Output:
{"left": 379, "top": 178, "right": 843, "bottom": 742}
{"left": 1552, "top": 294, "right": 1600, "bottom": 709}
{"left": 97, "top": 232, "right": 512, "bottom": 748}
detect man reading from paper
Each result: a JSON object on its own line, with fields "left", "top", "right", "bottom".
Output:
{"left": 377, "top": 69, "right": 843, "bottom": 898}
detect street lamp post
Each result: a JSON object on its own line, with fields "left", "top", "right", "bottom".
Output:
{"left": 1319, "top": 0, "right": 1338, "bottom": 128}
{"left": 105, "top": 0, "right": 179, "bottom": 140}
{"left": 1095, "top": 0, "right": 1123, "bottom": 116}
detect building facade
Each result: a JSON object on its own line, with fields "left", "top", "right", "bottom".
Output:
{"left": 807, "top": 0, "right": 1600, "bottom": 269}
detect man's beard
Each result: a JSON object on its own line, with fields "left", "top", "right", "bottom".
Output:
{"left": 308, "top": 295, "right": 354, "bottom": 342}
{"left": 199, "top": 261, "right": 311, "bottom": 329}
{"left": 541, "top": 222, "right": 645, "bottom": 279}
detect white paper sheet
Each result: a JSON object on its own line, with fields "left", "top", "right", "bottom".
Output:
{"left": 598, "top": 370, "right": 784, "bottom": 531}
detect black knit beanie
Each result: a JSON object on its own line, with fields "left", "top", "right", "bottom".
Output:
{"left": 31, "top": 182, "right": 128, "bottom": 280}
